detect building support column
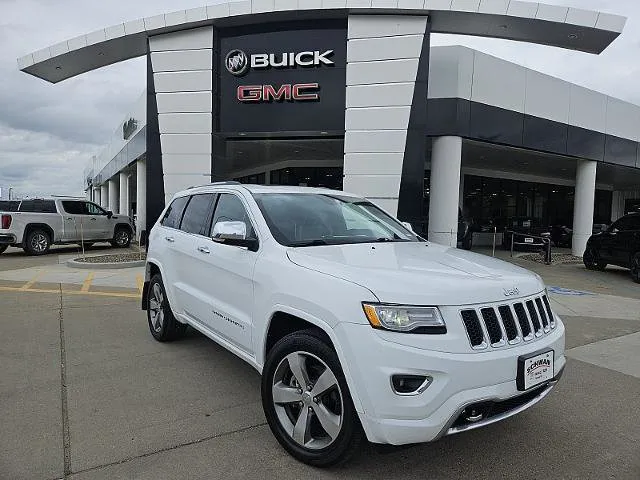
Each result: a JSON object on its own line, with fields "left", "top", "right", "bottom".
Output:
{"left": 119, "top": 172, "right": 127, "bottom": 216}
{"left": 93, "top": 187, "right": 100, "bottom": 206}
{"left": 572, "top": 160, "right": 597, "bottom": 257}
{"left": 100, "top": 184, "right": 108, "bottom": 209}
{"left": 428, "top": 136, "right": 462, "bottom": 247}
{"left": 136, "top": 159, "right": 147, "bottom": 242}
{"left": 108, "top": 179, "right": 119, "bottom": 214}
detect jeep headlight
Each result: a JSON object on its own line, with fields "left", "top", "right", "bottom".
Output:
{"left": 362, "top": 304, "right": 446, "bottom": 334}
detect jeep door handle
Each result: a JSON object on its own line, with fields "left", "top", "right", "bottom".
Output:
{"left": 165, "top": 236, "right": 175, "bottom": 243}
{"left": 197, "top": 246, "right": 210, "bottom": 254}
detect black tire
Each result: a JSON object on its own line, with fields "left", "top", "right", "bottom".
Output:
{"left": 462, "top": 234, "right": 472, "bottom": 250}
{"left": 111, "top": 227, "right": 132, "bottom": 248}
{"left": 0, "top": 245, "right": 7, "bottom": 255}
{"left": 261, "top": 330, "right": 363, "bottom": 467}
{"left": 24, "top": 229, "right": 51, "bottom": 256}
{"left": 583, "top": 246, "right": 606, "bottom": 271}
{"left": 630, "top": 253, "right": 640, "bottom": 284}
{"left": 146, "top": 274, "right": 187, "bottom": 342}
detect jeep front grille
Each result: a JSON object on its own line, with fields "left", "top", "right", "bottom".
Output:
{"left": 460, "top": 294, "right": 556, "bottom": 350}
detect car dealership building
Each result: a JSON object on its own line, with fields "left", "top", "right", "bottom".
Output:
{"left": 18, "top": 1, "right": 640, "bottom": 256}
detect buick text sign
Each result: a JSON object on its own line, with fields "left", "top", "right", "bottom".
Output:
{"left": 218, "top": 21, "right": 347, "bottom": 133}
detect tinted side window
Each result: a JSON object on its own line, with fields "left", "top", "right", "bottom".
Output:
{"left": 62, "top": 201, "right": 86, "bottom": 215}
{"left": 180, "top": 194, "right": 215, "bottom": 235}
{"left": 86, "top": 203, "right": 105, "bottom": 215}
{"left": 0, "top": 201, "right": 19, "bottom": 212}
{"left": 161, "top": 196, "right": 189, "bottom": 229}
{"left": 210, "top": 194, "right": 255, "bottom": 238}
{"left": 19, "top": 200, "right": 57, "bottom": 213}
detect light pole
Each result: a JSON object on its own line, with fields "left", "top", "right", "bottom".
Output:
{"left": 8, "top": 187, "right": 13, "bottom": 200}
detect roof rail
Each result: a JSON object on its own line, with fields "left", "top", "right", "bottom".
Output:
{"left": 50, "top": 195, "right": 85, "bottom": 199}
{"left": 187, "top": 181, "right": 242, "bottom": 189}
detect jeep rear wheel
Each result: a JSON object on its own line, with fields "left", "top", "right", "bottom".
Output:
{"left": 261, "top": 331, "right": 363, "bottom": 467}
{"left": 25, "top": 229, "right": 51, "bottom": 256}
{"left": 147, "top": 274, "right": 187, "bottom": 342}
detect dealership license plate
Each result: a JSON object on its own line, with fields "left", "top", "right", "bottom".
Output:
{"left": 524, "top": 237, "right": 534, "bottom": 243}
{"left": 517, "top": 350, "right": 554, "bottom": 391}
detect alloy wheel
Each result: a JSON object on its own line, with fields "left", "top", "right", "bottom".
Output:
{"left": 148, "top": 283, "right": 165, "bottom": 333}
{"left": 115, "top": 230, "right": 129, "bottom": 247}
{"left": 272, "top": 351, "right": 343, "bottom": 450}
{"left": 31, "top": 233, "right": 48, "bottom": 253}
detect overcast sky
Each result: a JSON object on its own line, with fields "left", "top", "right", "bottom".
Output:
{"left": 0, "top": 0, "right": 638, "bottom": 199}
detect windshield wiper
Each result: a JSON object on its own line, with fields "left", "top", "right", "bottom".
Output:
{"left": 289, "top": 239, "right": 329, "bottom": 247}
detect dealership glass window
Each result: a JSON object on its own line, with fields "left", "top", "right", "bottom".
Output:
{"left": 270, "top": 167, "right": 343, "bottom": 190}
{"left": 456, "top": 175, "right": 612, "bottom": 230}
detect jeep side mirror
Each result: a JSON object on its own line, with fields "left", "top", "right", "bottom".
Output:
{"left": 212, "top": 221, "right": 258, "bottom": 251}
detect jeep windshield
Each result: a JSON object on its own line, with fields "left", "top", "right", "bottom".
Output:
{"left": 253, "top": 193, "right": 421, "bottom": 247}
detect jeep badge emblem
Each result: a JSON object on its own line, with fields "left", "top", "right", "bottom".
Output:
{"left": 503, "top": 287, "right": 520, "bottom": 297}
{"left": 225, "top": 49, "right": 249, "bottom": 76}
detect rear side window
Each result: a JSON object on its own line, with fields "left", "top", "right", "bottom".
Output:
{"left": 62, "top": 201, "right": 86, "bottom": 215}
{"left": 19, "top": 200, "right": 57, "bottom": 213}
{"left": 161, "top": 196, "right": 189, "bottom": 229}
{"left": 180, "top": 194, "right": 216, "bottom": 235}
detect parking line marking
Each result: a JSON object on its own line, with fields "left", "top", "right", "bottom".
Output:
{"left": 0, "top": 285, "right": 139, "bottom": 299}
{"left": 81, "top": 272, "right": 95, "bottom": 292}
{"left": 20, "top": 269, "right": 47, "bottom": 290}
{"left": 136, "top": 274, "right": 144, "bottom": 295}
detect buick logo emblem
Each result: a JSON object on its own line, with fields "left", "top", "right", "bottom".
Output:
{"left": 225, "top": 49, "right": 248, "bottom": 76}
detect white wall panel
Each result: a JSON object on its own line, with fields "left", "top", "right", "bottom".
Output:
{"left": 371, "top": 0, "right": 398, "bottom": 8}
{"left": 165, "top": 10, "right": 187, "bottom": 27}
{"left": 346, "top": 83, "right": 415, "bottom": 107}
{"left": 345, "top": 106, "right": 411, "bottom": 130}
{"left": 154, "top": 70, "right": 212, "bottom": 93}
{"left": 451, "top": 0, "right": 480, "bottom": 13}
{"left": 471, "top": 51, "right": 526, "bottom": 112}
{"left": 425, "top": 0, "right": 453, "bottom": 10}
{"left": 229, "top": 1, "right": 251, "bottom": 15}
{"left": 507, "top": 0, "right": 537, "bottom": 19}
{"left": 160, "top": 134, "right": 212, "bottom": 155}
{"left": 185, "top": 7, "right": 208, "bottom": 22}
{"left": 164, "top": 174, "right": 210, "bottom": 203}
{"left": 105, "top": 24, "right": 125, "bottom": 41}
{"left": 397, "top": 0, "right": 423, "bottom": 9}
{"left": 343, "top": 153, "right": 405, "bottom": 175}
{"left": 344, "top": 130, "right": 408, "bottom": 153}
{"left": 207, "top": 2, "right": 231, "bottom": 18}
{"left": 478, "top": 0, "right": 508, "bottom": 15}
{"left": 144, "top": 15, "right": 166, "bottom": 30}
{"left": 566, "top": 8, "right": 598, "bottom": 28}
{"left": 595, "top": 13, "right": 626, "bottom": 33}
{"left": 323, "top": 0, "right": 347, "bottom": 9}
{"left": 124, "top": 19, "right": 145, "bottom": 35}
{"left": 252, "top": 0, "right": 275, "bottom": 13}
{"left": 524, "top": 70, "right": 570, "bottom": 124}
{"left": 159, "top": 113, "right": 212, "bottom": 134}
{"left": 347, "top": 58, "right": 419, "bottom": 85}
{"left": 149, "top": 27, "right": 213, "bottom": 52}
{"left": 151, "top": 49, "right": 212, "bottom": 72}
{"left": 347, "top": 35, "right": 424, "bottom": 62}
{"left": 605, "top": 97, "right": 640, "bottom": 141}
{"left": 343, "top": 175, "right": 402, "bottom": 198}
{"left": 428, "top": 46, "right": 474, "bottom": 99}
{"left": 156, "top": 92, "right": 213, "bottom": 113}
{"left": 535, "top": 4, "right": 568, "bottom": 23}
{"left": 348, "top": 15, "right": 428, "bottom": 38}
{"left": 162, "top": 155, "right": 212, "bottom": 175}
{"left": 85, "top": 29, "right": 106, "bottom": 47}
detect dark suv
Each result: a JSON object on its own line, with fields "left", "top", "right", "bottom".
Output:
{"left": 583, "top": 213, "right": 640, "bottom": 283}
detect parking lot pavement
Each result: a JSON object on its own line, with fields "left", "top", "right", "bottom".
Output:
{"left": 1, "top": 251, "right": 639, "bottom": 479}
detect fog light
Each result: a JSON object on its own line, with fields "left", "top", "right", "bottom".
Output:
{"left": 391, "top": 375, "right": 432, "bottom": 395}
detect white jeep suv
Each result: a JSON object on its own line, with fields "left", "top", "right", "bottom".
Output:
{"left": 142, "top": 183, "right": 565, "bottom": 466}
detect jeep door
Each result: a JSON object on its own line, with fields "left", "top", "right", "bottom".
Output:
{"left": 197, "top": 193, "right": 258, "bottom": 354}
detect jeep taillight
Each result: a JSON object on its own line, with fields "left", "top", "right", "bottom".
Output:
{"left": 1, "top": 214, "right": 11, "bottom": 229}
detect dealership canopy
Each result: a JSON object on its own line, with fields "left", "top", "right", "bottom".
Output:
{"left": 18, "top": 1, "right": 626, "bottom": 84}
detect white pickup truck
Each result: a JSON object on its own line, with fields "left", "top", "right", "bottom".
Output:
{"left": 0, "top": 197, "right": 134, "bottom": 255}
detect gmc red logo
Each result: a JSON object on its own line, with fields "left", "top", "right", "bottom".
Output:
{"left": 237, "top": 83, "right": 320, "bottom": 102}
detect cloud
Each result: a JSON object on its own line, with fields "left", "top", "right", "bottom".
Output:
{"left": 0, "top": 0, "right": 638, "bottom": 199}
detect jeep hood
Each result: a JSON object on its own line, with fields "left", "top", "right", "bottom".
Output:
{"left": 286, "top": 242, "right": 544, "bottom": 306}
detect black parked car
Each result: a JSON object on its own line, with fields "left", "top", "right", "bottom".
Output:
{"left": 502, "top": 217, "right": 551, "bottom": 251}
{"left": 583, "top": 213, "right": 640, "bottom": 283}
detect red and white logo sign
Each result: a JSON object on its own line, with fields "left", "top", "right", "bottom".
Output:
{"left": 237, "top": 83, "right": 320, "bottom": 103}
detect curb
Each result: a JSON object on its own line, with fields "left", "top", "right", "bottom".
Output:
{"left": 66, "top": 259, "right": 145, "bottom": 270}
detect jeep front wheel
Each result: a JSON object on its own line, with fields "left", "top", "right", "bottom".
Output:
{"left": 261, "top": 331, "right": 363, "bottom": 467}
